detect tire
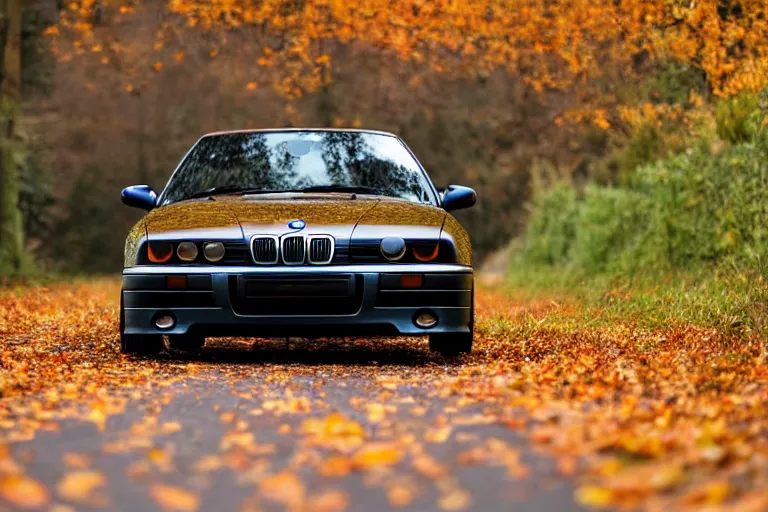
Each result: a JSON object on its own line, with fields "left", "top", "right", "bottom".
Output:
{"left": 119, "top": 291, "right": 164, "bottom": 355}
{"left": 429, "top": 331, "right": 473, "bottom": 356}
{"left": 429, "top": 284, "right": 474, "bottom": 356}
{"left": 168, "top": 334, "right": 205, "bottom": 351}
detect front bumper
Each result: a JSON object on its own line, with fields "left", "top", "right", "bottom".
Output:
{"left": 122, "top": 264, "right": 473, "bottom": 338}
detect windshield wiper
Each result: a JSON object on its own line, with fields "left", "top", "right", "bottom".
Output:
{"left": 186, "top": 184, "right": 382, "bottom": 200}
{"left": 295, "top": 185, "right": 381, "bottom": 195}
{"left": 186, "top": 186, "right": 270, "bottom": 199}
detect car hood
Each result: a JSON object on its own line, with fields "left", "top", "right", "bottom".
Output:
{"left": 144, "top": 195, "right": 447, "bottom": 241}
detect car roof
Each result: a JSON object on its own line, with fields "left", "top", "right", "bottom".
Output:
{"left": 201, "top": 128, "right": 399, "bottom": 138}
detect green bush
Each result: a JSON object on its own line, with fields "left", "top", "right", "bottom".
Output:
{"left": 522, "top": 184, "right": 579, "bottom": 266}
{"left": 519, "top": 126, "right": 768, "bottom": 276}
{"left": 716, "top": 93, "right": 759, "bottom": 144}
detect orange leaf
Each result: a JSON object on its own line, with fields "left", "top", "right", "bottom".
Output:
{"left": 149, "top": 484, "right": 199, "bottom": 512}
{"left": 351, "top": 442, "right": 403, "bottom": 470}
{"left": 0, "top": 474, "right": 49, "bottom": 509}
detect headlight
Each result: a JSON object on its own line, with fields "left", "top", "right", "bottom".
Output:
{"left": 148, "top": 242, "right": 173, "bottom": 263}
{"left": 177, "top": 241, "right": 199, "bottom": 262}
{"left": 203, "top": 242, "right": 225, "bottom": 262}
{"left": 380, "top": 237, "right": 406, "bottom": 261}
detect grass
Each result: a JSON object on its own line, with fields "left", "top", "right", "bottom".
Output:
{"left": 504, "top": 261, "right": 768, "bottom": 345}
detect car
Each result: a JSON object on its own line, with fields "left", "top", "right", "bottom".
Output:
{"left": 119, "top": 129, "right": 476, "bottom": 356}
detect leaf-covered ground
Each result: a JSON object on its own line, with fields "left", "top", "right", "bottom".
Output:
{"left": 0, "top": 279, "right": 767, "bottom": 511}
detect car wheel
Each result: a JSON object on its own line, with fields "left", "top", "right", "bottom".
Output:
{"left": 429, "top": 331, "right": 473, "bottom": 356}
{"left": 119, "top": 291, "right": 164, "bottom": 355}
{"left": 429, "top": 283, "right": 474, "bottom": 356}
{"left": 168, "top": 334, "right": 205, "bottom": 351}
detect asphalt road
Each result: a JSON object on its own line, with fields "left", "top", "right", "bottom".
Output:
{"left": 2, "top": 336, "right": 579, "bottom": 512}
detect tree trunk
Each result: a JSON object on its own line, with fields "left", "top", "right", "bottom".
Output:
{"left": 0, "top": 0, "right": 23, "bottom": 274}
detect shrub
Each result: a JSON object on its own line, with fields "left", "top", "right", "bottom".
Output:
{"left": 522, "top": 184, "right": 579, "bottom": 266}
{"left": 716, "top": 93, "right": 759, "bottom": 144}
{"left": 519, "top": 125, "right": 768, "bottom": 276}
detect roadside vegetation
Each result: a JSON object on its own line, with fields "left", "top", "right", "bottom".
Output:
{"left": 508, "top": 85, "right": 768, "bottom": 359}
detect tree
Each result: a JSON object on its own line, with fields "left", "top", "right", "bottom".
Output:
{"left": 0, "top": 0, "right": 23, "bottom": 274}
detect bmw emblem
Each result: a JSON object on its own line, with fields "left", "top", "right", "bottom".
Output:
{"left": 288, "top": 219, "right": 306, "bottom": 230}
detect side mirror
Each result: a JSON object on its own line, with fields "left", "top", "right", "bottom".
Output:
{"left": 441, "top": 185, "right": 476, "bottom": 212}
{"left": 121, "top": 185, "right": 157, "bottom": 211}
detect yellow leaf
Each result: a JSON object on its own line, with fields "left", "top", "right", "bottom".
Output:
{"left": 56, "top": 471, "right": 107, "bottom": 505}
{"left": 704, "top": 481, "right": 731, "bottom": 505}
{"left": 149, "top": 484, "right": 199, "bottom": 512}
{"left": 387, "top": 485, "right": 413, "bottom": 508}
{"left": 575, "top": 485, "right": 613, "bottom": 508}
{"left": 152, "top": 61, "right": 163, "bottom": 72}
{"left": 260, "top": 471, "right": 304, "bottom": 506}
{"left": 0, "top": 474, "right": 49, "bottom": 509}
{"left": 306, "top": 489, "right": 348, "bottom": 512}
{"left": 318, "top": 455, "right": 352, "bottom": 477}
{"left": 219, "top": 431, "right": 254, "bottom": 450}
{"left": 62, "top": 452, "right": 90, "bottom": 469}
{"left": 246, "top": 82, "right": 258, "bottom": 91}
{"left": 425, "top": 426, "right": 452, "bottom": 443}
{"left": 351, "top": 442, "right": 403, "bottom": 470}
{"left": 438, "top": 488, "right": 471, "bottom": 510}
{"left": 161, "top": 421, "right": 182, "bottom": 434}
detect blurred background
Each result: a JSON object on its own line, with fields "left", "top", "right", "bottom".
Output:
{"left": 2, "top": 1, "right": 767, "bottom": 280}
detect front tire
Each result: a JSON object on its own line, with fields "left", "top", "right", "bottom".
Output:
{"left": 429, "top": 332, "right": 473, "bottom": 356}
{"left": 429, "top": 282, "right": 474, "bottom": 356}
{"left": 119, "top": 291, "right": 164, "bottom": 355}
{"left": 168, "top": 334, "right": 205, "bottom": 352}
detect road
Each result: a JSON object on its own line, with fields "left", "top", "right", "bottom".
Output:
{"left": 0, "top": 281, "right": 578, "bottom": 512}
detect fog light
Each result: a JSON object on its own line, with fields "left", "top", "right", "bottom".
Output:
{"left": 414, "top": 311, "right": 438, "bottom": 329}
{"left": 154, "top": 315, "right": 175, "bottom": 330}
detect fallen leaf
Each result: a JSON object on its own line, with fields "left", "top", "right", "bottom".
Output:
{"left": 576, "top": 485, "right": 613, "bottom": 508}
{"left": 56, "top": 470, "right": 107, "bottom": 505}
{"left": 351, "top": 442, "right": 404, "bottom": 470}
{"left": 306, "top": 489, "right": 348, "bottom": 512}
{"left": 0, "top": 474, "right": 49, "bottom": 508}
{"left": 149, "top": 484, "right": 199, "bottom": 512}
{"left": 387, "top": 485, "right": 414, "bottom": 508}
{"left": 260, "top": 470, "right": 304, "bottom": 507}
{"left": 438, "top": 488, "right": 471, "bottom": 510}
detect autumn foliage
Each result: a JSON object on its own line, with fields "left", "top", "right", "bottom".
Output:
{"left": 1, "top": 281, "right": 767, "bottom": 509}
{"left": 54, "top": 1, "right": 768, "bottom": 107}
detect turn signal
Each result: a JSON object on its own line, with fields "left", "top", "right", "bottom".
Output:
{"left": 413, "top": 243, "right": 439, "bottom": 262}
{"left": 400, "top": 274, "right": 423, "bottom": 288}
{"left": 148, "top": 242, "right": 173, "bottom": 263}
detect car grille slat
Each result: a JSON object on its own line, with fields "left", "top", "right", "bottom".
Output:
{"left": 251, "top": 236, "right": 278, "bottom": 264}
{"left": 281, "top": 235, "right": 305, "bottom": 265}
{"left": 308, "top": 236, "right": 334, "bottom": 264}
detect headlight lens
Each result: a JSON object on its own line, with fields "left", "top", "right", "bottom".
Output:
{"left": 380, "top": 236, "right": 406, "bottom": 261}
{"left": 203, "top": 242, "right": 225, "bottom": 262}
{"left": 148, "top": 242, "right": 173, "bottom": 263}
{"left": 177, "top": 241, "right": 199, "bottom": 262}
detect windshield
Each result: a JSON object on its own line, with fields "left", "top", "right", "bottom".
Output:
{"left": 159, "top": 131, "right": 437, "bottom": 206}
